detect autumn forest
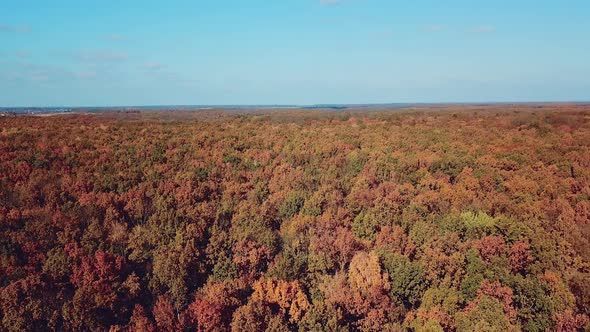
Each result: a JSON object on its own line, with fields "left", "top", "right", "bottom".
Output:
{"left": 1, "top": 105, "right": 590, "bottom": 331}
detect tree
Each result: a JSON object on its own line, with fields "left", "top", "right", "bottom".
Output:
{"left": 476, "top": 235, "right": 506, "bottom": 262}
{"left": 455, "top": 296, "right": 516, "bottom": 332}
{"left": 153, "top": 296, "right": 177, "bottom": 331}
{"left": 250, "top": 278, "right": 310, "bottom": 323}
{"left": 378, "top": 250, "right": 427, "bottom": 308}
{"left": 128, "top": 304, "right": 155, "bottom": 332}
{"left": 554, "top": 310, "right": 589, "bottom": 332}
{"left": 509, "top": 241, "right": 533, "bottom": 273}
{"left": 348, "top": 252, "right": 389, "bottom": 295}
{"left": 569, "top": 273, "right": 590, "bottom": 316}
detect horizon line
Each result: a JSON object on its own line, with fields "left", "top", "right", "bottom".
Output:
{"left": 2, "top": 100, "right": 590, "bottom": 110}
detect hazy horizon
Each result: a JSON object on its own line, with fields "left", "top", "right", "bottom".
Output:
{"left": 3, "top": 101, "right": 590, "bottom": 111}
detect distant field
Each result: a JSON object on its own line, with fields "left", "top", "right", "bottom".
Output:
{"left": 1, "top": 105, "right": 589, "bottom": 331}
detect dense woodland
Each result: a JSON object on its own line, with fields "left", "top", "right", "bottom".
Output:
{"left": 1, "top": 106, "right": 590, "bottom": 331}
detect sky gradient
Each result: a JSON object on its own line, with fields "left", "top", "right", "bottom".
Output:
{"left": 1, "top": 0, "right": 590, "bottom": 107}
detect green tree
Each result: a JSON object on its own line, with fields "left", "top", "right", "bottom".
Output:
{"left": 378, "top": 250, "right": 427, "bottom": 308}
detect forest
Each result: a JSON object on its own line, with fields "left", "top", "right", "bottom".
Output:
{"left": 1, "top": 105, "right": 589, "bottom": 331}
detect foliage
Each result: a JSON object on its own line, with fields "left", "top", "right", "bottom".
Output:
{"left": 0, "top": 107, "right": 589, "bottom": 331}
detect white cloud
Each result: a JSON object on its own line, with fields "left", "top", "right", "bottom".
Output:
{"left": 141, "top": 62, "right": 165, "bottom": 71}
{"left": 0, "top": 24, "right": 30, "bottom": 33}
{"left": 373, "top": 29, "right": 394, "bottom": 39}
{"left": 320, "top": 0, "right": 340, "bottom": 5}
{"left": 29, "top": 74, "right": 50, "bottom": 82}
{"left": 78, "top": 50, "right": 129, "bottom": 62}
{"left": 425, "top": 25, "right": 444, "bottom": 32}
{"left": 15, "top": 51, "right": 30, "bottom": 59}
{"left": 107, "top": 34, "right": 125, "bottom": 41}
{"left": 73, "top": 70, "right": 98, "bottom": 80}
{"left": 15, "top": 63, "right": 72, "bottom": 83}
{"left": 472, "top": 25, "right": 495, "bottom": 33}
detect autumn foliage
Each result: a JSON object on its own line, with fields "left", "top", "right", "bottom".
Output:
{"left": 1, "top": 105, "right": 589, "bottom": 331}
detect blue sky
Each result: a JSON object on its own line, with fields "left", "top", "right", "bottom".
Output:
{"left": 1, "top": 0, "right": 589, "bottom": 106}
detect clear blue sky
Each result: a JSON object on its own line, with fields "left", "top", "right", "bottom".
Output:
{"left": 1, "top": 0, "right": 589, "bottom": 106}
